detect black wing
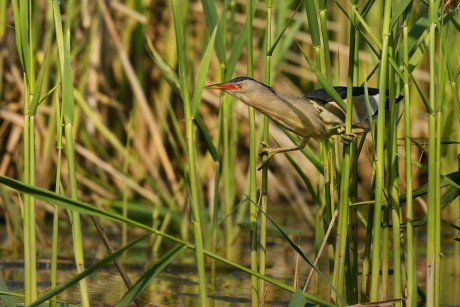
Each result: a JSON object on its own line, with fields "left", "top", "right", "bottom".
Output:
{"left": 305, "top": 87, "right": 402, "bottom": 104}
{"left": 305, "top": 87, "right": 380, "bottom": 104}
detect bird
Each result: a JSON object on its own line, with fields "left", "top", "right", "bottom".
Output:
{"left": 206, "top": 76, "right": 402, "bottom": 166}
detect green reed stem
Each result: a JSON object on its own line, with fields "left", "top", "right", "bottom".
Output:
{"left": 11, "top": 0, "right": 37, "bottom": 305}
{"left": 317, "top": 0, "right": 335, "bottom": 280}
{"left": 360, "top": 201, "right": 373, "bottom": 301}
{"left": 50, "top": 92, "right": 63, "bottom": 307}
{"left": 64, "top": 124, "right": 90, "bottom": 307}
{"left": 170, "top": 0, "right": 207, "bottom": 305}
{"left": 434, "top": 8, "right": 447, "bottom": 306}
{"left": 52, "top": 1, "right": 90, "bottom": 302}
{"left": 388, "top": 46, "right": 402, "bottom": 305}
{"left": 217, "top": 3, "right": 235, "bottom": 262}
{"left": 12, "top": 0, "right": 37, "bottom": 302}
{"left": 305, "top": 4, "right": 324, "bottom": 293}
{"left": 426, "top": 0, "right": 440, "bottom": 305}
{"left": 382, "top": 201, "right": 389, "bottom": 299}
{"left": 222, "top": 93, "right": 236, "bottom": 259}
{"left": 333, "top": 0, "right": 357, "bottom": 301}
{"left": 318, "top": 0, "right": 332, "bottom": 81}
{"left": 24, "top": 111, "right": 37, "bottom": 304}
{"left": 245, "top": 0, "right": 259, "bottom": 305}
{"left": 348, "top": 24, "right": 361, "bottom": 304}
{"left": 370, "top": 0, "right": 392, "bottom": 301}
{"left": 402, "top": 20, "right": 416, "bottom": 307}
{"left": 259, "top": 0, "right": 273, "bottom": 302}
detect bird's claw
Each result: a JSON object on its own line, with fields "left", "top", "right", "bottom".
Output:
{"left": 258, "top": 142, "right": 271, "bottom": 157}
{"left": 335, "top": 126, "right": 358, "bottom": 143}
{"left": 340, "top": 132, "right": 358, "bottom": 144}
{"left": 258, "top": 142, "right": 274, "bottom": 170}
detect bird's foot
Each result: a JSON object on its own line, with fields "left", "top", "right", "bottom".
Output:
{"left": 336, "top": 126, "right": 346, "bottom": 134}
{"left": 340, "top": 132, "right": 358, "bottom": 144}
{"left": 258, "top": 142, "right": 275, "bottom": 170}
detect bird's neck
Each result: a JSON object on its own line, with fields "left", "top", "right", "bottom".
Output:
{"left": 242, "top": 91, "right": 295, "bottom": 120}
{"left": 239, "top": 90, "right": 282, "bottom": 114}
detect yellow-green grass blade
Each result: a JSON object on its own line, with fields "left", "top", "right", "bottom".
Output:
{"left": 0, "top": 0, "right": 7, "bottom": 37}
{"left": 398, "top": 170, "right": 460, "bottom": 203}
{"left": 11, "top": 0, "right": 23, "bottom": 68}
{"left": 191, "top": 24, "right": 218, "bottom": 117}
{"left": 106, "top": 199, "right": 182, "bottom": 225}
{"left": 62, "top": 28, "right": 74, "bottom": 124}
{"left": 115, "top": 244, "right": 186, "bottom": 306}
{"left": 304, "top": 0, "right": 320, "bottom": 48}
{"left": 297, "top": 42, "right": 347, "bottom": 111}
{"left": 29, "top": 48, "right": 51, "bottom": 115}
{"left": 288, "top": 288, "right": 307, "bottom": 307}
{"left": 29, "top": 234, "right": 151, "bottom": 307}
{"left": 0, "top": 175, "right": 186, "bottom": 244}
{"left": 200, "top": 0, "right": 226, "bottom": 63}
{"left": 195, "top": 114, "right": 219, "bottom": 161}
{"left": 146, "top": 38, "right": 181, "bottom": 94}
{"left": 0, "top": 275, "right": 16, "bottom": 307}
{"left": 225, "top": 29, "right": 246, "bottom": 80}
{"left": 390, "top": 0, "right": 413, "bottom": 30}
{"left": 267, "top": 2, "right": 302, "bottom": 57}
{"left": 12, "top": 0, "right": 35, "bottom": 88}
{"left": 51, "top": 0, "right": 64, "bottom": 74}
{"left": 225, "top": 8, "right": 256, "bottom": 80}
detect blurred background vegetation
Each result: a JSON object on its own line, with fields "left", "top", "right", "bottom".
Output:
{"left": 0, "top": 0, "right": 459, "bottom": 306}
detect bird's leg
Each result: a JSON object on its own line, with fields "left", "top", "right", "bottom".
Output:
{"left": 258, "top": 137, "right": 309, "bottom": 170}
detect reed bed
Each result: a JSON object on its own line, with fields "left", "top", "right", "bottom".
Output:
{"left": 0, "top": 0, "right": 459, "bottom": 306}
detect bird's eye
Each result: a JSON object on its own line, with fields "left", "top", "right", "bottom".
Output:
{"left": 237, "top": 83, "right": 243, "bottom": 89}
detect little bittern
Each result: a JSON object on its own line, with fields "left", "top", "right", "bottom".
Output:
{"left": 206, "top": 76, "right": 402, "bottom": 164}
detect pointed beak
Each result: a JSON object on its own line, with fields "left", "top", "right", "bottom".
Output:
{"left": 205, "top": 82, "right": 239, "bottom": 91}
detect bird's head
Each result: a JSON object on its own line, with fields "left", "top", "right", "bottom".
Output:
{"left": 205, "top": 76, "right": 275, "bottom": 103}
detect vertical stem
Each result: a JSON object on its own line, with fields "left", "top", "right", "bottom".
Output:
{"left": 403, "top": 20, "right": 416, "bottom": 304}
{"left": 50, "top": 79, "right": 63, "bottom": 307}
{"left": 318, "top": 0, "right": 332, "bottom": 81}
{"left": 434, "top": 15, "right": 443, "bottom": 307}
{"left": 318, "top": 0, "right": 335, "bottom": 280}
{"left": 361, "top": 203, "right": 374, "bottom": 301}
{"left": 23, "top": 109, "right": 37, "bottom": 305}
{"left": 12, "top": 0, "right": 38, "bottom": 301}
{"left": 388, "top": 48, "right": 402, "bottom": 305}
{"left": 348, "top": 27, "right": 361, "bottom": 305}
{"left": 222, "top": 93, "right": 236, "bottom": 259}
{"left": 426, "top": 0, "right": 440, "bottom": 305}
{"left": 322, "top": 139, "right": 334, "bottom": 274}
{"left": 245, "top": 1, "right": 258, "bottom": 305}
{"left": 64, "top": 124, "right": 90, "bottom": 307}
{"left": 333, "top": 0, "right": 357, "bottom": 301}
{"left": 381, "top": 204, "right": 389, "bottom": 299}
{"left": 170, "top": 0, "right": 207, "bottom": 305}
{"left": 370, "top": 0, "right": 392, "bottom": 301}
{"left": 28, "top": 115, "right": 36, "bottom": 301}
{"left": 121, "top": 121, "right": 133, "bottom": 249}
{"left": 259, "top": 0, "right": 272, "bottom": 302}
{"left": 50, "top": 203, "right": 59, "bottom": 307}
{"left": 455, "top": 155, "right": 460, "bottom": 278}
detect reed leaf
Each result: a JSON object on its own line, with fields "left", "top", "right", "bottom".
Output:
{"left": 29, "top": 234, "right": 151, "bottom": 307}
{"left": 115, "top": 244, "right": 186, "bottom": 306}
